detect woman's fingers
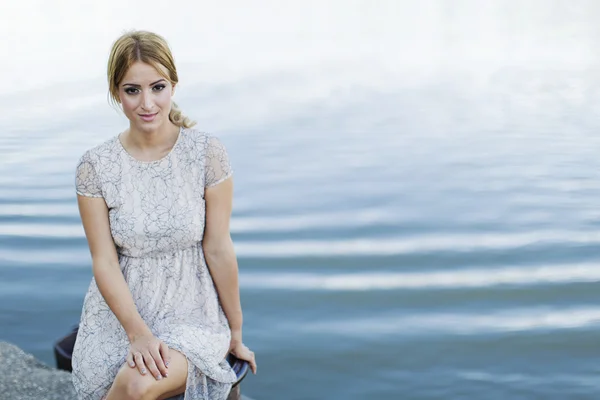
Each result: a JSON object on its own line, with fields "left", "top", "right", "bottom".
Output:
{"left": 248, "top": 350, "right": 257, "bottom": 374}
{"left": 126, "top": 352, "right": 135, "bottom": 368}
{"left": 159, "top": 341, "right": 171, "bottom": 369}
{"left": 143, "top": 351, "right": 163, "bottom": 381}
{"left": 129, "top": 335, "right": 169, "bottom": 380}
{"left": 150, "top": 345, "right": 168, "bottom": 378}
{"left": 233, "top": 344, "right": 257, "bottom": 374}
{"left": 133, "top": 352, "right": 146, "bottom": 375}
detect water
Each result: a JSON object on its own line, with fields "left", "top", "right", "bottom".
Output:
{"left": 2, "top": 3, "right": 600, "bottom": 399}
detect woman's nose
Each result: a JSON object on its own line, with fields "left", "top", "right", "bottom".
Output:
{"left": 141, "top": 91, "right": 153, "bottom": 111}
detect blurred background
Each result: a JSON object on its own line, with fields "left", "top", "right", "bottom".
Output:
{"left": 2, "top": 0, "right": 600, "bottom": 399}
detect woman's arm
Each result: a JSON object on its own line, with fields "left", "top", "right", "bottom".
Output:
{"left": 202, "top": 177, "right": 243, "bottom": 341}
{"left": 203, "top": 176, "right": 256, "bottom": 374}
{"left": 77, "top": 195, "right": 169, "bottom": 379}
{"left": 202, "top": 136, "right": 256, "bottom": 373}
{"left": 78, "top": 195, "right": 150, "bottom": 338}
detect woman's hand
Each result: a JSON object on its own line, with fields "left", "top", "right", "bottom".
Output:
{"left": 126, "top": 332, "right": 171, "bottom": 380}
{"left": 229, "top": 339, "right": 257, "bottom": 374}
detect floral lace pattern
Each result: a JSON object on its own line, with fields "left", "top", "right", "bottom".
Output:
{"left": 71, "top": 127, "right": 236, "bottom": 399}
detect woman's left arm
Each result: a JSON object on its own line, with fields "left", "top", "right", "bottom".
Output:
{"left": 203, "top": 176, "right": 256, "bottom": 373}
{"left": 203, "top": 176, "right": 242, "bottom": 334}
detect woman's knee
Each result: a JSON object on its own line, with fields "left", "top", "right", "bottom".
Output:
{"left": 108, "top": 350, "right": 188, "bottom": 400}
{"left": 112, "top": 366, "right": 154, "bottom": 400}
{"left": 126, "top": 378, "right": 153, "bottom": 400}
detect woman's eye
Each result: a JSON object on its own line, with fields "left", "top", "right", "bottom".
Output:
{"left": 124, "top": 88, "right": 139, "bottom": 94}
{"left": 153, "top": 84, "right": 166, "bottom": 91}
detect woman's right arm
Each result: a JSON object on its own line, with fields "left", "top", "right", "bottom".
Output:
{"left": 77, "top": 195, "right": 169, "bottom": 380}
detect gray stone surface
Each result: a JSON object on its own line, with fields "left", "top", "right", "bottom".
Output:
{"left": 0, "top": 341, "right": 76, "bottom": 400}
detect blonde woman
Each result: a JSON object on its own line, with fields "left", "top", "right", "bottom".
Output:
{"left": 71, "top": 30, "right": 256, "bottom": 400}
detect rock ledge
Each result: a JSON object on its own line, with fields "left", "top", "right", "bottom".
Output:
{"left": 0, "top": 341, "right": 76, "bottom": 400}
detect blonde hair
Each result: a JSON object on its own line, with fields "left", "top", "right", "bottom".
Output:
{"left": 107, "top": 30, "right": 196, "bottom": 128}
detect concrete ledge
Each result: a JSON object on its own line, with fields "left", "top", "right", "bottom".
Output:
{"left": 0, "top": 341, "right": 77, "bottom": 399}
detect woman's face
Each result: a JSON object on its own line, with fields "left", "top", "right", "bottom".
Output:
{"left": 118, "top": 61, "right": 175, "bottom": 132}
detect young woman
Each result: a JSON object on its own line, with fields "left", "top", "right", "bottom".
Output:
{"left": 72, "top": 30, "right": 256, "bottom": 400}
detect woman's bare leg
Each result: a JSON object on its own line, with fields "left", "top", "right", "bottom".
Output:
{"left": 105, "top": 349, "right": 188, "bottom": 400}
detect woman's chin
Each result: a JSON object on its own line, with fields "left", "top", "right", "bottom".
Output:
{"left": 133, "top": 118, "right": 163, "bottom": 132}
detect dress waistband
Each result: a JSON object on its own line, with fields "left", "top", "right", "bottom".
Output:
{"left": 117, "top": 241, "right": 203, "bottom": 259}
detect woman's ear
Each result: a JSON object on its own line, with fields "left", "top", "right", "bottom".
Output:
{"left": 171, "top": 83, "right": 176, "bottom": 97}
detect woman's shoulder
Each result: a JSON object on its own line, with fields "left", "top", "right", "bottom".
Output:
{"left": 76, "top": 135, "right": 120, "bottom": 167}
{"left": 180, "top": 127, "right": 226, "bottom": 152}
{"left": 181, "top": 126, "right": 217, "bottom": 143}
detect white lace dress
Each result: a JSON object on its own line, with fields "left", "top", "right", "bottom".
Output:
{"left": 71, "top": 127, "right": 237, "bottom": 399}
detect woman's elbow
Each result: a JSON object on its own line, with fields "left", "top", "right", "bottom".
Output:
{"left": 202, "top": 236, "right": 234, "bottom": 260}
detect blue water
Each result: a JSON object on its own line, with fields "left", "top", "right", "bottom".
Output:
{"left": 2, "top": 40, "right": 600, "bottom": 400}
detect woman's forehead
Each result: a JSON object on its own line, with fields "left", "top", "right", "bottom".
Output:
{"left": 121, "top": 61, "right": 169, "bottom": 84}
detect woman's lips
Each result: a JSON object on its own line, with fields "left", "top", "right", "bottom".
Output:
{"left": 139, "top": 112, "right": 158, "bottom": 122}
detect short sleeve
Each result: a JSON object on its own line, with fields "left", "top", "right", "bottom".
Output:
{"left": 204, "top": 135, "right": 233, "bottom": 188}
{"left": 75, "top": 151, "right": 103, "bottom": 198}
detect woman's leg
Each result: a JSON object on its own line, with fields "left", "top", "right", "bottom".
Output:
{"left": 105, "top": 349, "right": 188, "bottom": 400}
